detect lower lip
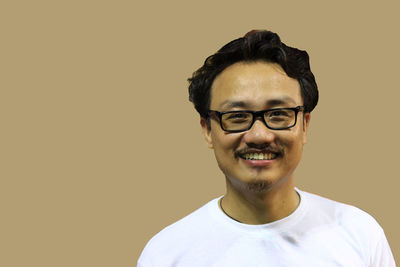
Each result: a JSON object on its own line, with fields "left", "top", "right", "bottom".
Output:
{"left": 240, "top": 158, "right": 276, "bottom": 167}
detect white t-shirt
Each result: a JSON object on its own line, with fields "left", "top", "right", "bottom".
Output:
{"left": 138, "top": 189, "right": 396, "bottom": 267}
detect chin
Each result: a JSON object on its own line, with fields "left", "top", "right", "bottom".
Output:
{"left": 245, "top": 180, "right": 271, "bottom": 193}
{"left": 227, "top": 173, "right": 279, "bottom": 194}
{"left": 227, "top": 167, "right": 294, "bottom": 193}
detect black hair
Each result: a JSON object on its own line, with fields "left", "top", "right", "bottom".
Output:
{"left": 188, "top": 30, "right": 318, "bottom": 117}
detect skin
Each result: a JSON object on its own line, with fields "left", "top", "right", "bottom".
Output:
{"left": 201, "top": 61, "right": 311, "bottom": 224}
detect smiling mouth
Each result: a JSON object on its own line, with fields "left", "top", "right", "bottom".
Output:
{"left": 240, "top": 153, "right": 278, "bottom": 160}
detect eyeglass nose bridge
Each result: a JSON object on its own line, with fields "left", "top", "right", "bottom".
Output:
{"left": 248, "top": 110, "right": 272, "bottom": 130}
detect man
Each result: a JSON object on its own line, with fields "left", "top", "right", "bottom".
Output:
{"left": 138, "top": 30, "right": 396, "bottom": 266}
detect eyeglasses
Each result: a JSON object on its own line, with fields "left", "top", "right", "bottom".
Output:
{"left": 208, "top": 106, "right": 304, "bottom": 133}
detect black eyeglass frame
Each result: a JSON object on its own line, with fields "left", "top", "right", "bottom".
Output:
{"left": 208, "top": 106, "right": 305, "bottom": 133}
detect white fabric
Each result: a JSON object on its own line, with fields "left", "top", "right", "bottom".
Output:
{"left": 138, "top": 189, "right": 396, "bottom": 267}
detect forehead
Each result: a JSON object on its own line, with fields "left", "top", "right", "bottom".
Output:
{"left": 210, "top": 61, "right": 302, "bottom": 110}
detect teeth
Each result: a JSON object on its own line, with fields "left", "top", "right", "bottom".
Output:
{"left": 243, "top": 153, "right": 276, "bottom": 160}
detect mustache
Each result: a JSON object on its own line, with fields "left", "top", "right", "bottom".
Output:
{"left": 234, "top": 144, "right": 283, "bottom": 157}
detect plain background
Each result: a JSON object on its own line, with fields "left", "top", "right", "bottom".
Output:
{"left": 1, "top": 0, "right": 399, "bottom": 266}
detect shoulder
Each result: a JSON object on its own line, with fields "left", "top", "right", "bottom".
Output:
{"left": 298, "top": 190, "right": 395, "bottom": 266}
{"left": 138, "top": 197, "right": 220, "bottom": 263}
{"left": 300, "top": 190, "right": 387, "bottom": 256}
{"left": 152, "top": 197, "right": 219, "bottom": 238}
{"left": 301, "top": 190, "right": 381, "bottom": 229}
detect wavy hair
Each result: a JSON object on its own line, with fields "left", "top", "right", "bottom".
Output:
{"left": 188, "top": 30, "right": 319, "bottom": 118}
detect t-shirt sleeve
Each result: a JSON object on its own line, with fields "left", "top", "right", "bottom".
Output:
{"left": 370, "top": 229, "right": 396, "bottom": 267}
{"left": 137, "top": 254, "right": 153, "bottom": 267}
{"left": 137, "top": 243, "right": 154, "bottom": 267}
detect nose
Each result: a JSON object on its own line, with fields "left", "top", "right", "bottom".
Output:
{"left": 242, "top": 118, "right": 275, "bottom": 145}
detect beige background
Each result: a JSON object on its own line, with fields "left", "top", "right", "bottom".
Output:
{"left": 1, "top": 0, "right": 398, "bottom": 266}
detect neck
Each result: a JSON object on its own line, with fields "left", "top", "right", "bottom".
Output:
{"left": 221, "top": 177, "right": 300, "bottom": 224}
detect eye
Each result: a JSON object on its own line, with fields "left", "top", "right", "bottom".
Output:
{"left": 226, "top": 113, "right": 248, "bottom": 119}
{"left": 266, "top": 109, "right": 292, "bottom": 122}
{"left": 270, "top": 110, "right": 290, "bottom": 117}
{"left": 224, "top": 112, "right": 252, "bottom": 123}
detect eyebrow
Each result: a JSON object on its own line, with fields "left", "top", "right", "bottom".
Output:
{"left": 219, "top": 100, "right": 249, "bottom": 109}
{"left": 219, "top": 96, "right": 297, "bottom": 110}
{"left": 265, "top": 97, "right": 297, "bottom": 107}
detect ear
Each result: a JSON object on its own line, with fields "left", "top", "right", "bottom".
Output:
{"left": 302, "top": 113, "right": 311, "bottom": 145}
{"left": 200, "top": 117, "right": 214, "bottom": 149}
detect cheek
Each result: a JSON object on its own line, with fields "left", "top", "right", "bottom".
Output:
{"left": 285, "top": 139, "right": 304, "bottom": 167}
{"left": 280, "top": 131, "right": 304, "bottom": 157}
{"left": 211, "top": 131, "right": 242, "bottom": 157}
{"left": 212, "top": 129, "right": 234, "bottom": 146}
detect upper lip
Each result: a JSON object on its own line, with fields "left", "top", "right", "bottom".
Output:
{"left": 235, "top": 149, "right": 281, "bottom": 158}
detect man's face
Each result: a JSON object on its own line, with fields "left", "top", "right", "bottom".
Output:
{"left": 201, "top": 61, "right": 310, "bottom": 193}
